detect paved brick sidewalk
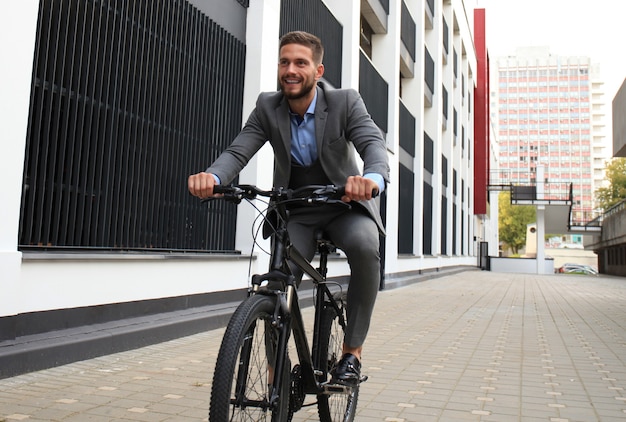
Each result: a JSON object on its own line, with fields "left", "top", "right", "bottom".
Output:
{"left": 1, "top": 271, "right": 625, "bottom": 421}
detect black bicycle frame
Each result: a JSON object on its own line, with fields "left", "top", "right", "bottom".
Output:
{"left": 247, "top": 218, "right": 346, "bottom": 408}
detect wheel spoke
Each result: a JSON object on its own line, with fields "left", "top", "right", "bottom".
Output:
{"left": 317, "top": 297, "right": 359, "bottom": 421}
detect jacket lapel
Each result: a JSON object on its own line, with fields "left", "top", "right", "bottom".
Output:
{"left": 314, "top": 85, "right": 328, "bottom": 156}
{"left": 276, "top": 97, "right": 291, "bottom": 163}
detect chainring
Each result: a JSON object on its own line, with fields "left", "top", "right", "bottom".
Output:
{"left": 288, "top": 364, "right": 305, "bottom": 418}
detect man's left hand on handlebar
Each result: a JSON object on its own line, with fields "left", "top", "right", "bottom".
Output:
{"left": 342, "top": 175, "right": 379, "bottom": 203}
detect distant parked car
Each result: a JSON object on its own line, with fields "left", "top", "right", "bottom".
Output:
{"left": 557, "top": 263, "right": 598, "bottom": 275}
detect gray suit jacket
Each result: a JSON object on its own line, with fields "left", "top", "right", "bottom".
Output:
{"left": 206, "top": 81, "right": 390, "bottom": 233}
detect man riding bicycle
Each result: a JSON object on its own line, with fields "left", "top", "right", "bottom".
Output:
{"left": 188, "top": 31, "right": 390, "bottom": 387}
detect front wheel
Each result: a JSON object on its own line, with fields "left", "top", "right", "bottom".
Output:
{"left": 209, "top": 294, "right": 290, "bottom": 421}
{"left": 315, "top": 292, "right": 359, "bottom": 422}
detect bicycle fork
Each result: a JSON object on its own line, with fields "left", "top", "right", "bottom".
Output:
{"left": 247, "top": 267, "right": 295, "bottom": 414}
{"left": 268, "top": 286, "right": 292, "bottom": 411}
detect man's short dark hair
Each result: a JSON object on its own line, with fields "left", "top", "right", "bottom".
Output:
{"left": 279, "top": 31, "right": 324, "bottom": 65}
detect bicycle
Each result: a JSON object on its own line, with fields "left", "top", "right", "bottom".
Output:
{"left": 204, "top": 184, "right": 365, "bottom": 421}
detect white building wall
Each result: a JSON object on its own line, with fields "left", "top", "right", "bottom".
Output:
{"left": 398, "top": 0, "right": 423, "bottom": 261}
{"left": 0, "top": 0, "right": 480, "bottom": 319}
{"left": 590, "top": 63, "right": 610, "bottom": 213}
{"left": 234, "top": 0, "right": 281, "bottom": 270}
{"left": 371, "top": 0, "right": 402, "bottom": 273}
{"left": 1, "top": 1, "right": 40, "bottom": 317}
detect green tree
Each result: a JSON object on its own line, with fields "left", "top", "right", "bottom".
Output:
{"left": 498, "top": 191, "right": 536, "bottom": 254}
{"left": 595, "top": 158, "right": 626, "bottom": 211}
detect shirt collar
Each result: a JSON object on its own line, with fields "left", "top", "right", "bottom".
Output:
{"left": 289, "top": 88, "right": 318, "bottom": 117}
{"left": 306, "top": 89, "right": 318, "bottom": 115}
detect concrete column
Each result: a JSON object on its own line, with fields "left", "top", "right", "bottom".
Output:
{"left": 536, "top": 165, "right": 545, "bottom": 200}
{"left": 0, "top": 1, "right": 39, "bottom": 317}
{"left": 536, "top": 205, "right": 546, "bottom": 274}
{"left": 233, "top": 0, "right": 280, "bottom": 261}
{"left": 535, "top": 166, "right": 545, "bottom": 273}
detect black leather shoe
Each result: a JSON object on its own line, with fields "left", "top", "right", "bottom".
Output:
{"left": 330, "top": 353, "right": 361, "bottom": 386}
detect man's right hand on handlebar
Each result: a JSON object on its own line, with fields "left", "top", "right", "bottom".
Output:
{"left": 188, "top": 172, "right": 218, "bottom": 199}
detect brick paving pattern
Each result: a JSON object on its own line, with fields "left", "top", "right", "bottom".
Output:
{"left": 1, "top": 270, "right": 625, "bottom": 421}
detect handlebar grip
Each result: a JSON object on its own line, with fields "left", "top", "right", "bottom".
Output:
{"left": 335, "top": 186, "right": 379, "bottom": 199}
{"left": 212, "top": 185, "right": 229, "bottom": 194}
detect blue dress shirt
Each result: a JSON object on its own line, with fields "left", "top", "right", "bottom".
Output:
{"left": 288, "top": 90, "right": 384, "bottom": 193}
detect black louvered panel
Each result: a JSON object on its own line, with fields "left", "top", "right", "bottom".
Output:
{"left": 425, "top": 46, "right": 435, "bottom": 93}
{"left": 20, "top": 0, "right": 245, "bottom": 252}
{"left": 423, "top": 182, "right": 433, "bottom": 256}
{"left": 400, "top": 1, "right": 415, "bottom": 62}
{"left": 280, "top": 0, "right": 343, "bottom": 89}
{"left": 453, "top": 202, "right": 457, "bottom": 255}
{"left": 359, "top": 52, "right": 388, "bottom": 134}
{"left": 399, "top": 100, "right": 415, "bottom": 157}
{"left": 398, "top": 164, "right": 414, "bottom": 254}
{"left": 441, "top": 195, "right": 447, "bottom": 255}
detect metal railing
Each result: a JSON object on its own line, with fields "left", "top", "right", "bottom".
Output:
{"left": 490, "top": 170, "right": 572, "bottom": 202}
{"left": 489, "top": 169, "right": 604, "bottom": 230}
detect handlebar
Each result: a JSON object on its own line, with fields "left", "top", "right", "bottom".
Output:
{"left": 204, "top": 184, "right": 352, "bottom": 206}
{"left": 201, "top": 184, "right": 379, "bottom": 241}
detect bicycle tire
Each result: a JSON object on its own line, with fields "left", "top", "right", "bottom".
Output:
{"left": 209, "top": 294, "right": 290, "bottom": 421}
{"left": 315, "top": 293, "right": 359, "bottom": 422}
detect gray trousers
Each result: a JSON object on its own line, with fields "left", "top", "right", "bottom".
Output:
{"left": 286, "top": 205, "right": 381, "bottom": 348}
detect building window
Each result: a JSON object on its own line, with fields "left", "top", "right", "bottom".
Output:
{"left": 360, "top": 16, "right": 374, "bottom": 59}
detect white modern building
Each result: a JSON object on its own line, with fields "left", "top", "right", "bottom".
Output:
{"left": 0, "top": 0, "right": 489, "bottom": 376}
{"left": 590, "top": 62, "right": 611, "bottom": 213}
{"left": 491, "top": 47, "right": 610, "bottom": 225}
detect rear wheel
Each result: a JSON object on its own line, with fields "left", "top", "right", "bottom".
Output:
{"left": 209, "top": 294, "right": 290, "bottom": 421}
{"left": 315, "top": 293, "right": 359, "bottom": 422}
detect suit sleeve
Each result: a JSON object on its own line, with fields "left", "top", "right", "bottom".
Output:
{"left": 345, "top": 90, "right": 390, "bottom": 185}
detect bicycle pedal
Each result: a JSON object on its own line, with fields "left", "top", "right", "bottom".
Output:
{"left": 322, "top": 383, "right": 352, "bottom": 395}
{"left": 360, "top": 375, "right": 369, "bottom": 383}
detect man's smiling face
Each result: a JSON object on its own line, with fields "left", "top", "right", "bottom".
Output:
{"left": 278, "top": 43, "right": 324, "bottom": 101}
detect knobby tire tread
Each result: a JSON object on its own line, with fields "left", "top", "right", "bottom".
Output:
{"left": 209, "top": 294, "right": 287, "bottom": 421}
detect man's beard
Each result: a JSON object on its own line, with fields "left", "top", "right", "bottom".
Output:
{"left": 280, "top": 78, "right": 316, "bottom": 100}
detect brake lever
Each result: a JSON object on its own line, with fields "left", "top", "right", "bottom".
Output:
{"left": 309, "top": 197, "right": 351, "bottom": 208}
{"left": 312, "top": 185, "right": 340, "bottom": 196}
{"left": 200, "top": 186, "right": 246, "bottom": 204}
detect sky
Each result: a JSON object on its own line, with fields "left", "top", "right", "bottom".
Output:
{"left": 474, "top": 0, "right": 626, "bottom": 97}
